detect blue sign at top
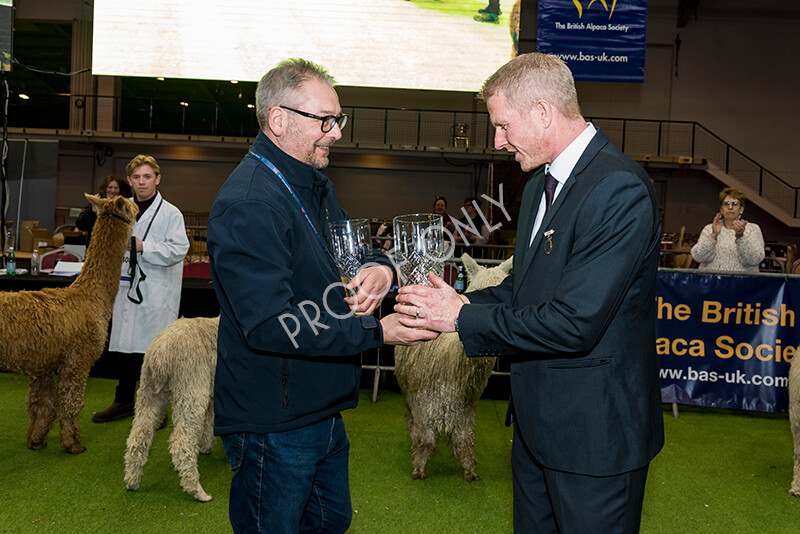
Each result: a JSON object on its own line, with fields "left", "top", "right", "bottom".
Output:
{"left": 537, "top": 0, "right": 648, "bottom": 82}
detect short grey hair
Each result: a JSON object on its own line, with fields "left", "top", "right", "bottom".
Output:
{"left": 479, "top": 53, "right": 581, "bottom": 119}
{"left": 255, "top": 58, "right": 337, "bottom": 129}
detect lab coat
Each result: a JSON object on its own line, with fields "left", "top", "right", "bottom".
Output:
{"left": 109, "top": 192, "right": 190, "bottom": 354}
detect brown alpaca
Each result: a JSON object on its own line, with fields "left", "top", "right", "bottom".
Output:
{"left": 394, "top": 254, "right": 512, "bottom": 482}
{"left": 0, "top": 194, "right": 137, "bottom": 454}
{"left": 789, "top": 346, "right": 800, "bottom": 496}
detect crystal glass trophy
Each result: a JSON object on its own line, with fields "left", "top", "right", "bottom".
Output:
{"left": 393, "top": 213, "right": 444, "bottom": 287}
{"left": 328, "top": 218, "right": 373, "bottom": 286}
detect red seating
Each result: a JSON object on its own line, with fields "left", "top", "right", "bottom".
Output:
{"left": 183, "top": 262, "right": 212, "bottom": 279}
{"left": 40, "top": 253, "right": 81, "bottom": 271}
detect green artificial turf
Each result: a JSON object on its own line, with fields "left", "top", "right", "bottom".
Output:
{"left": 0, "top": 372, "right": 798, "bottom": 533}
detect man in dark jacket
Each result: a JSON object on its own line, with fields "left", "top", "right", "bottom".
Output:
{"left": 207, "top": 58, "right": 431, "bottom": 534}
{"left": 394, "top": 53, "right": 664, "bottom": 533}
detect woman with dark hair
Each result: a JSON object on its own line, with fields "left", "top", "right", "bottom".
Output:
{"left": 433, "top": 196, "right": 456, "bottom": 233}
{"left": 75, "top": 175, "right": 132, "bottom": 240}
{"left": 690, "top": 187, "right": 765, "bottom": 273}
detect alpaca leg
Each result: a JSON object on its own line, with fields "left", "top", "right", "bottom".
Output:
{"left": 402, "top": 397, "right": 415, "bottom": 444}
{"left": 790, "top": 404, "right": 800, "bottom": 497}
{"left": 790, "top": 370, "right": 800, "bottom": 497}
{"left": 26, "top": 374, "right": 58, "bottom": 450}
{"left": 447, "top": 407, "right": 479, "bottom": 482}
{"left": 56, "top": 364, "right": 92, "bottom": 454}
{"left": 407, "top": 402, "right": 438, "bottom": 480}
{"left": 124, "top": 383, "right": 169, "bottom": 491}
{"left": 792, "top": 441, "right": 800, "bottom": 497}
{"left": 198, "top": 401, "right": 215, "bottom": 454}
{"left": 169, "top": 396, "right": 212, "bottom": 502}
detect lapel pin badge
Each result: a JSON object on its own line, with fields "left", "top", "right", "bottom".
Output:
{"left": 543, "top": 229, "right": 555, "bottom": 255}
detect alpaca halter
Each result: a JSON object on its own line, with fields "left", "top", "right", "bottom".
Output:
{"left": 102, "top": 212, "right": 132, "bottom": 224}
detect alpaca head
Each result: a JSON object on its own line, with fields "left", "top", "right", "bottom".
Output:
{"left": 462, "top": 253, "right": 513, "bottom": 293}
{"left": 85, "top": 194, "right": 138, "bottom": 238}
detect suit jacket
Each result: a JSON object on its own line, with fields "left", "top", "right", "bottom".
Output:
{"left": 458, "top": 129, "right": 664, "bottom": 476}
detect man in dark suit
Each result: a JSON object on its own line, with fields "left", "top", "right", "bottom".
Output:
{"left": 394, "top": 53, "right": 664, "bottom": 533}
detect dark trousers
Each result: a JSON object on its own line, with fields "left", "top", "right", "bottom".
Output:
{"left": 484, "top": 0, "right": 500, "bottom": 13}
{"left": 111, "top": 351, "right": 145, "bottom": 404}
{"left": 512, "top": 425, "right": 649, "bottom": 534}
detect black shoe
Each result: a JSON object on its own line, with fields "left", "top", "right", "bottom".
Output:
{"left": 474, "top": 12, "right": 500, "bottom": 23}
{"left": 92, "top": 402, "right": 135, "bottom": 423}
{"left": 157, "top": 414, "right": 168, "bottom": 430}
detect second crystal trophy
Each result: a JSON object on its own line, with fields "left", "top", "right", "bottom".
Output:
{"left": 392, "top": 213, "right": 444, "bottom": 287}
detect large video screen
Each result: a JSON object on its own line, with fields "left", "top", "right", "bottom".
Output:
{"left": 92, "top": 0, "right": 521, "bottom": 92}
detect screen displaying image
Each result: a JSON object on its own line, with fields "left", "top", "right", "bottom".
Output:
{"left": 92, "top": 0, "right": 521, "bottom": 92}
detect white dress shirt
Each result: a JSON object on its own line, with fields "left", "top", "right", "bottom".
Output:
{"left": 530, "top": 123, "right": 597, "bottom": 244}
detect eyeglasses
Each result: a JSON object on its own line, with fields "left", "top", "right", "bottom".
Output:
{"left": 280, "top": 105, "right": 348, "bottom": 133}
{"left": 723, "top": 201, "right": 740, "bottom": 207}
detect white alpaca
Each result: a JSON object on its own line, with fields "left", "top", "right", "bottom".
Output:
{"left": 394, "top": 254, "right": 512, "bottom": 481}
{"left": 789, "top": 346, "right": 800, "bottom": 497}
{"left": 124, "top": 316, "right": 219, "bottom": 502}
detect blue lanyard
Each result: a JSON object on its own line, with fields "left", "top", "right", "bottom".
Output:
{"left": 249, "top": 149, "right": 337, "bottom": 268}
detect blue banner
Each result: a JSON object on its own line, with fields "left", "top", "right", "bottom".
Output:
{"left": 657, "top": 271, "right": 800, "bottom": 413}
{"left": 537, "top": 0, "right": 648, "bottom": 82}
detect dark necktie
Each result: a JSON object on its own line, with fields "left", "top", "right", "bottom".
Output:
{"left": 544, "top": 172, "right": 558, "bottom": 214}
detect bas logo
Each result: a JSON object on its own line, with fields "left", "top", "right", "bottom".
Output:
{"left": 572, "top": 0, "right": 618, "bottom": 19}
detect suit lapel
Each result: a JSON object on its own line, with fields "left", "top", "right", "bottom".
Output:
{"left": 513, "top": 129, "right": 611, "bottom": 292}
{"left": 517, "top": 176, "right": 575, "bottom": 285}
{"left": 513, "top": 168, "right": 544, "bottom": 286}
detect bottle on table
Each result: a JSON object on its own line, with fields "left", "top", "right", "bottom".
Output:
{"left": 30, "top": 248, "right": 40, "bottom": 276}
{"left": 454, "top": 264, "right": 465, "bottom": 293}
{"left": 6, "top": 246, "right": 16, "bottom": 276}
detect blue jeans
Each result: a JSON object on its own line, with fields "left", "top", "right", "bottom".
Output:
{"left": 222, "top": 415, "right": 352, "bottom": 534}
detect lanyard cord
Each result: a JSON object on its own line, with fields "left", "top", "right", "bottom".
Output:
{"left": 141, "top": 197, "right": 164, "bottom": 241}
{"left": 248, "top": 149, "right": 338, "bottom": 269}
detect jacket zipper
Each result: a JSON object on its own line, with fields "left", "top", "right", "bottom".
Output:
{"left": 281, "top": 358, "right": 290, "bottom": 409}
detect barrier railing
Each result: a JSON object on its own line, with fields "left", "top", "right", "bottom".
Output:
{"left": 10, "top": 92, "right": 798, "bottom": 219}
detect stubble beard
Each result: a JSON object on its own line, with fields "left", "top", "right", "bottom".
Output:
{"left": 308, "top": 142, "right": 333, "bottom": 170}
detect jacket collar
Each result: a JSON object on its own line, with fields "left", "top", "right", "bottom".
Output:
{"left": 251, "top": 130, "right": 329, "bottom": 191}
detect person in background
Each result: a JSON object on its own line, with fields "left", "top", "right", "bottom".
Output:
{"left": 392, "top": 52, "right": 664, "bottom": 533}
{"left": 92, "top": 155, "right": 189, "bottom": 423}
{"left": 690, "top": 187, "right": 765, "bottom": 273}
{"left": 207, "top": 58, "right": 430, "bottom": 534}
{"left": 374, "top": 221, "right": 393, "bottom": 252}
{"left": 455, "top": 196, "right": 490, "bottom": 244}
{"left": 433, "top": 196, "right": 456, "bottom": 234}
{"left": 75, "top": 175, "right": 132, "bottom": 241}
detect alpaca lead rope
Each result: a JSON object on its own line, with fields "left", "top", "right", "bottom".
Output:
{"left": 126, "top": 198, "right": 162, "bottom": 304}
{"left": 127, "top": 236, "right": 147, "bottom": 304}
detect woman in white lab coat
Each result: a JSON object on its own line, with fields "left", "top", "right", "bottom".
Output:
{"left": 93, "top": 155, "right": 189, "bottom": 423}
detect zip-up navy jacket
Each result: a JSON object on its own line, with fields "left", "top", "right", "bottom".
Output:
{"left": 208, "top": 131, "right": 388, "bottom": 435}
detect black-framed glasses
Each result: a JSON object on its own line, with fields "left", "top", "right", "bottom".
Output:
{"left": 723, "top": 201, "right": 740, "bottom": 207}
{"left": 280, "top": 105, "right": 348, "bottom": 132}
